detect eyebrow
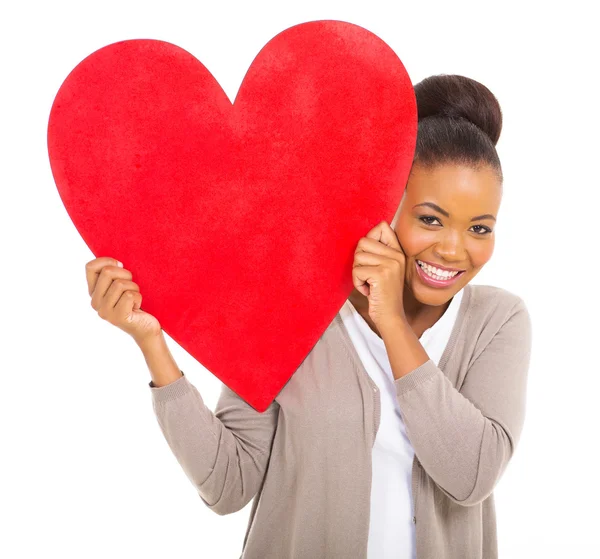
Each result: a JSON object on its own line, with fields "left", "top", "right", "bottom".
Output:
{"left": 413, "top": 202, "right": 496, "bottom": 222}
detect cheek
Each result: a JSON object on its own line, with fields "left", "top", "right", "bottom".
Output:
{"left": 469, "top": 237, "right": 495, "bottom": 268}
{"left": 396, "top": 223, "right": 431, "bottom": 256}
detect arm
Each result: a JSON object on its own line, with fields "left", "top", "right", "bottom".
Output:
{"left": 384, "top": 298, "right": 532, "bottom": 506}
{"left": 142, "top": 335, "right": 280, "bottom": 515}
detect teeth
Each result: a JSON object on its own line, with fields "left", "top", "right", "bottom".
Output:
{"left": 417, "top": 260, "right": 459, "bottom": 280}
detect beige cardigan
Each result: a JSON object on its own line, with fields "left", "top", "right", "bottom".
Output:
{"left": 149, "top": 282, "right": 532, "bottom": 558}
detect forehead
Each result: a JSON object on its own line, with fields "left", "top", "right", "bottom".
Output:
{"left": 406, "top": 162, "right": 502, "bottom": 215}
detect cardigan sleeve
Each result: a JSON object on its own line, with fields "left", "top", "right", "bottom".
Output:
{"left": 394, "top": 297, "right": 532, "bottom": 507}
{"left": 149, "top": 372, "right": 280, "bottom": 515}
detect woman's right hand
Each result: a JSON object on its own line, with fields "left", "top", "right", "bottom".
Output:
{"left": 85, "top": 257, "right": 162, "bottom": 345}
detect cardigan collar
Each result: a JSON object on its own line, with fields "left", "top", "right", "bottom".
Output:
{"left": 332, "top": 282, "right": 473, "bottom": 373}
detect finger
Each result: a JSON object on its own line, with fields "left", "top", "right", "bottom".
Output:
{"left": 355, "top": 237, "right": 401, "bottom": 260}
{"left": 103, "top": 279, "right": 140, "bottom": 310}
{"left": 352, "top": 264, "right": 381, "bottom": 296}
{"left": 90, "top": 266, "right": 133, "bottom": 310}
{"left": 365, "top": 221, "right": 402, "bottom": 250}
{"left": 133, "top": 291, "right": 142, "bottom": 310}
{"left": 353, "top": 262, "right": 397, "bottom": 286}
{"left": 354, "top": 250, "right": 389, "bottom": 267}
{"left": 86, "top": 257, "right": 125, "bottom": 296}
{"left": 114, "top": 290, "right": 142, "bottom": 321}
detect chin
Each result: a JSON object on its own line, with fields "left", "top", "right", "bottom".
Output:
{"left": 416, "top": 290, "right": 454, "bottom": 306}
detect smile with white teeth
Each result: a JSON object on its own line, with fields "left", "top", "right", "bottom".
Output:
{"left": 417, "top": 260, "right": 462, "bottom": 281}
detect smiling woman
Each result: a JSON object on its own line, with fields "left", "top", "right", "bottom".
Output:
{"left": 338, "top": 74, "right": 530, "bottom": 558}
{"left": 144, "top": 74, "right": 532, "bottom": 559}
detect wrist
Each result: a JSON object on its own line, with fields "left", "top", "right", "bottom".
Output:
{"left": 136, "top": 332, "right": 183, "bottom": 387}
{"left": 376, "top": 313, "right": 409, "bottom": 335}
{"left": 135, "top": 330, "right": 165, "bottom": 353}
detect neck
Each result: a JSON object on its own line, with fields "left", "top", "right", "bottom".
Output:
{"left": 402, "top": 286, "right": 427, "bottom": 324}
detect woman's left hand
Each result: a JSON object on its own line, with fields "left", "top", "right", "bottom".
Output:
{"left": 352, "top": 221, "right": 408, "bottom": 330}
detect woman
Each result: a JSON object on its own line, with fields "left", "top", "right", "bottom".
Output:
{"left": 85, "top": 74, "right": 532, "bottom": 559}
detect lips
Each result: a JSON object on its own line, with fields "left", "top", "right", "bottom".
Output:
{"left": 414, "top": 260, "right": 464, "bottom": 288}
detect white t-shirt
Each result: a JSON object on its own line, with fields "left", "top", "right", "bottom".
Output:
{"left": 338, "top": 288, "right": 464, "bottom": 559}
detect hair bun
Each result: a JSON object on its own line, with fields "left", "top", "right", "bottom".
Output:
{"left": 414, "top": 74, "right": 502, "bottom": 146}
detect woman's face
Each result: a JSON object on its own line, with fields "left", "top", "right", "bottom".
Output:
{"left": 393, "top": 161, "right": 502, "bottom": 307}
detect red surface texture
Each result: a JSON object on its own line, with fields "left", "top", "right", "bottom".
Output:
{"left": 47, "top": 20, "right": 417, "bottom": 411}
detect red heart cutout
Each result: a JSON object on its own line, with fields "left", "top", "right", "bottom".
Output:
{"left": 47, "top": 21, "right": 416, "bottom": 411}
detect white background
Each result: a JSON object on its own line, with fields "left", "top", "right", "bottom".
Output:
{"left": 1, "top": 1, "right": 597, "bottom": 558}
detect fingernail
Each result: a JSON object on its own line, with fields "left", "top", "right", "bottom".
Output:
{"left": 117, "top": 261, "right": 123, "bottom": 267}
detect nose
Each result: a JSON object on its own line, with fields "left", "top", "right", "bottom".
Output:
{"left": 433, "top": 230, "right": 468, "bottom": 265}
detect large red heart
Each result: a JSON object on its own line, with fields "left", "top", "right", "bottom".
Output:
{"left": 47, "top": 21, "right": 416, "bottom": 411}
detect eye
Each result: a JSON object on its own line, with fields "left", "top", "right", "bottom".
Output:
{"left": 419, "top": 215, "right": 441, "bottom": 226}
{"left": 471, "top": 225, "right": 493, "bottom": 235}
{"left": 419, "top": 215, "right": 492, "bottom": 235}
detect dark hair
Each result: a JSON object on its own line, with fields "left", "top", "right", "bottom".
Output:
{"left": 413, "top": 74, "right": 503, "bottom": 181}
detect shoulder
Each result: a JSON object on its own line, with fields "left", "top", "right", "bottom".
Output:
{"left": 467, "top": 283, "right": 529, "bottom": 319}
{"left": 464, "top": 284, "right": 532, "bottom": 354}
{"left": 463, "top": 284, "right": 532, "bottom": 368}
